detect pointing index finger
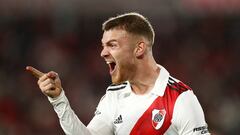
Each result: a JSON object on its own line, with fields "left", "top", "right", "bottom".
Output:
{"left": 26, "top": 66, "right": 44, "bottom": 78}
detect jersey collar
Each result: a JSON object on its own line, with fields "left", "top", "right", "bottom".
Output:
{"left": 120, "top": 64, "right": 169, "bottom": 98}
{"left": 150, "top": 65, "right": 169, "bottom": 97}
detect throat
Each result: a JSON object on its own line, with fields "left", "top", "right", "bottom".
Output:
{"left": 130, "top": 82, "right": 154, "bottom": 95}
{"left": 129, "top": 66, "right": 160, "bottom": 95}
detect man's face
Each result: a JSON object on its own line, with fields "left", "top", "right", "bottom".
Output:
{"left": 101, "top": 28, "right": 137, "bottom": 84}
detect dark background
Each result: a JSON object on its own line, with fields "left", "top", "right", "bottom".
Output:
{"left": 0, "top": 0, "right": 239, "bottom": 134}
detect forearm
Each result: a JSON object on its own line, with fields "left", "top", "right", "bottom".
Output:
{"left": 48, "top": 90, "right": 92, "bottom": 135}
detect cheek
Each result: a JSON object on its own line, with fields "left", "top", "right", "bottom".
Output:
{"left": 113, "top": 47, "right": 135, "bottom": 64}
{"left": 119, "top": 54, "right": 135, "bottom": 67}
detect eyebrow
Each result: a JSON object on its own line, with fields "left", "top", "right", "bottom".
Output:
{"left": 102, "top": 39, "right": 118, "bottom": 45}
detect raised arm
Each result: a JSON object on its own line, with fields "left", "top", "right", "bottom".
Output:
{"left": 26, "top": 66, "right": 93, "bottom": 135}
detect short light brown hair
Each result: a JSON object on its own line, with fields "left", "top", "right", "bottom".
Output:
{"left": 102, "top": 12, "right": 155, "bottom": 46}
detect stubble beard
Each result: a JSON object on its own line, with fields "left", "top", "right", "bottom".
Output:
{"left": 111, "top": 62, "right": 136, "bottom": 84}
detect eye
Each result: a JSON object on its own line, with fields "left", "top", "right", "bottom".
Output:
{"left": 108, "top": 43, "right": 117, "bottom": 48}
{"left": 110, "top": 44, "right": 116, "bottom": 47}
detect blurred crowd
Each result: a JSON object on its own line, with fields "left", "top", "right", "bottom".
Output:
{"left": 0, "top": 3, "right": 240, "bottom": 135}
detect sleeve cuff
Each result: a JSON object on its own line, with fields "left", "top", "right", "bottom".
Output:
{"left": 47, "top": 90, "right": 65, "bottom": 104}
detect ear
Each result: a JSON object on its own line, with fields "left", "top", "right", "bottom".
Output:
{"left": 134, "top": 42, "right": 146, "bottom": 58}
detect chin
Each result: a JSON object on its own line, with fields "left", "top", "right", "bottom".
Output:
{"left": 111, "top": 68, "right": 129, "bottom": 84}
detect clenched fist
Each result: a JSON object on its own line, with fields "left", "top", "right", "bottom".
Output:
{"left": 26, "top": 66, "right": 62, "bottom": 98}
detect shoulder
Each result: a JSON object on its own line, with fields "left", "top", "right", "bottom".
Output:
{"left": 95, "top": 82, "right": 129, "bottom": 114}
{"left": 98, "top": 81, "right": 129, "bottom": 103}
{"left": 165, "top": 76, "right": 203, "bottom": 116}
{"left": 174, "top": 90, "right": 201, "bottom": 111}
{"left": 172, "top": 90, "right": 209, "bottom": 133}
{"left": 167, "top": 76, "right": 192, "bottom": 94}
{"left": 101, "top": 81, "right": 130, "bottom": 102}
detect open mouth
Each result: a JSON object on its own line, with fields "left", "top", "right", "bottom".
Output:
{"left": 107, "top": 62, "right": 116, "bottom": 75}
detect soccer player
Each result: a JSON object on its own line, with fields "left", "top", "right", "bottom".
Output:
{"left": 26, "top": 12, "right": 210, "bottom": 135}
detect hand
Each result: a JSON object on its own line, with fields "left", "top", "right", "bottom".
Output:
{"left": 26, "top": 66, "right": 63, "bottom": 98}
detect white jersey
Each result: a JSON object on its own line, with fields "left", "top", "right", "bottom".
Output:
{"left": 48, "top": 65, "right": 210, "bottom": 135}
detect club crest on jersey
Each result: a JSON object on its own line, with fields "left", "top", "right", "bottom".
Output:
{"left": 151, "top": 109, "right": 166, "bottom": 130}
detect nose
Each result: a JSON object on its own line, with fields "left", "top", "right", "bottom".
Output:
{"left": 100, "top": 47, "right": 109, "bottom": 58}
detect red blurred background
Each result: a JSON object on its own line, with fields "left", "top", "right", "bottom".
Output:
{"left": 0, "top": 0, "right": 239, "bottom": 134}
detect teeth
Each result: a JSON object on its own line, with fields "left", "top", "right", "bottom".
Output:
{"left": 106, "top": 61, "right": 113, "bottom": 64}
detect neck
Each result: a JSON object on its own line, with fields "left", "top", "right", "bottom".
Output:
{"left": 129, "top": 56, "right": 160, "bottom": 95}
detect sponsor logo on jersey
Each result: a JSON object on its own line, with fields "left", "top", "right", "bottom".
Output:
{"left": 114, "top": 115, "right": 123, "bottom": 124}
{"left": 193, "top": 125, "right": 209, "bottom": 134}
{"left": 152, "top": 109, "right": 166, "bottom": 130}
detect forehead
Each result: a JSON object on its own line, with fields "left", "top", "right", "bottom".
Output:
{"left": 101, "top": 29, "right": 130, "bottom": 44}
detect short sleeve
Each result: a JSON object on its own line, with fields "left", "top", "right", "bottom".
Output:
{"left": 171, "top": 90, "right": 210, "bottom": 135}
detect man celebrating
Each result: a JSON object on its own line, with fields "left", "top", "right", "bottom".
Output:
{"left": 26, "top": 12, "right": 210, "bottom": 135}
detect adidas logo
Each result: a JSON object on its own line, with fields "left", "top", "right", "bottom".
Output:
{"left": 114, "top": 115, "right": 123, "bottom": 124}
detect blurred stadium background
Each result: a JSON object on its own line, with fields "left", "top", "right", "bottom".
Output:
{"left": 0, "top": 0, "right": 239, "bottom": 134}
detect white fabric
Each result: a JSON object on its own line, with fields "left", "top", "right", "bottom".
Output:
{"left": 48, "top": 65, "right": 210, "bottom": 135}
